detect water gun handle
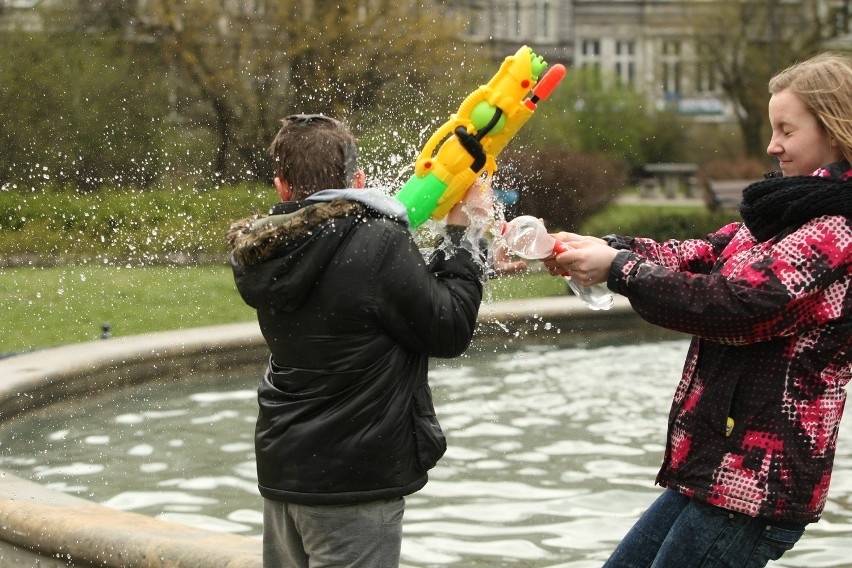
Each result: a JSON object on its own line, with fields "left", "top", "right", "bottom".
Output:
{"left": 454, "top": 126, "right": 487, "bottom": 171}
{"left": 551, "top": 239, "right": 614, "bottom": 311}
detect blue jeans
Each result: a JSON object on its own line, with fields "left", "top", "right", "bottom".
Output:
{"left": 603, "top": 489, "right": 806, "bottom": 568}
{"left": 263, "top": 497, "right": 405, "bottom": 568}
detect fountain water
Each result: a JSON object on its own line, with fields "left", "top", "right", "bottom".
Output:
{"left": 1, "top": 301, "right": 849, "bottom": 567}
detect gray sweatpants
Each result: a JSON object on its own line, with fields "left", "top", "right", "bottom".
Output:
{"left": 262, "top": 497, "right": 405, "bottom": 568}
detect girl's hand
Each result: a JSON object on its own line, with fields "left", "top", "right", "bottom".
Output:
{"left": 543, "top": 239, "right": 619, "bottom": 286}
{"left": 551, "top": 231, "right": 608, "bottom": 246}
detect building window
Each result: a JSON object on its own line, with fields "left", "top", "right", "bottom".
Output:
{"left": 582, "top": 38, "right": 601, "bottom": 57}
{"left": 535, "top": 0, "right": 554, "bottom": 40}
{"left": 661, "top": 40, "right": 682, "bottom": 96}
{"left": 580, "top": 39, "right": 602, "bottom": 85}
{"left": 614, "top": 40, "right": 636, "bottom": 85}
{"left": 464, "top": 0, "right": 485, "bottom": 38}
{"left": 832, "top": 2, "right": 850, "bottom": 37}
{"left": 696, "top": 62, "right": 716, "bottom": 93}
{"left": 695, "top": 43, "right": 717, "bottom": 94}
{"left": 505, "top": 0, "right": 523, "bottom": 37}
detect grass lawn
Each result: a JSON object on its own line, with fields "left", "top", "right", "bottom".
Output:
{"left": 0, "top": 265, "right": 254, "bottom": 354}
{"left": 1, "top": 192, "right": 724, "bottom": 355}
{"left": 0, "top": 264, "right": 567, "bottom": 355}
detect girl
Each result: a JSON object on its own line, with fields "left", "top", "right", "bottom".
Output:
{"left": 548, "top": 52, "right": 852, "bottom": 567}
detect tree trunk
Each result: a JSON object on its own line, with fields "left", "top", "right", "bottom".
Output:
{"left": 212, "top": 97, "right": 234, "bottom": 181}
{"left": 737, "top": 102, "right": 768, "bottom": 160}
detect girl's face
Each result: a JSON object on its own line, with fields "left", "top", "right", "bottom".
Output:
{"left": 767, "top": 89, "right": 841, "bottom": 176}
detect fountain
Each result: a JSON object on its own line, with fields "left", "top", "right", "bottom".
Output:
{"left": 0, "top": 297, "right": 651, "bottom": 566}
{"left": 1, "top": 298, "right": 849, "bottom": 567}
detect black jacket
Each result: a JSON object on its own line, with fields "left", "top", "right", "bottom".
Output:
{"left": 228, "top": 190, "right": 486, "bottom": 505}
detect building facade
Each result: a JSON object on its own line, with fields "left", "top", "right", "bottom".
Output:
{"left": 458, "top": 0, "right": 851, "bottom": 122}
{"left": 4, "top": 0, "right": 851, "bottom": 122}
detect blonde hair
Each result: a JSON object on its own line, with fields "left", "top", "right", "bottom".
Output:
{"left": 769, "top": 52, "right": 852, "bottom": 164}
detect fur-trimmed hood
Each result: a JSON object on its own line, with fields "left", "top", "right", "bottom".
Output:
{"left": 227, "top": 199, "right": 365, "bottom": 267}
{"left": 228, "top": 188, "right": 408, "bottom": 267}
{"left": 227, "top": 189, "right": 408, "bottom": 313}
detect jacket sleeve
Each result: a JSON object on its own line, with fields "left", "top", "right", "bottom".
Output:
{"left": 608, "top": 216, "right": 852, "bottom": 344}
{"left": 613, "top": 222, "right": 741, "bottom": 274}
{"left": 371, "top": 223, "right": 487, "bottom": 357}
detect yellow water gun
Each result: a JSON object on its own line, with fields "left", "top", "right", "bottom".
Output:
{"left": 395, "top": 46, "right": 566, "bottom": 227}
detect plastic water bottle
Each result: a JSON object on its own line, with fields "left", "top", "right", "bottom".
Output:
{"left": 500, "top": 215, "right": 614, "bottom": 311}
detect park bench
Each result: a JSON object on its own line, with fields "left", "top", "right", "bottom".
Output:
{"left": 644, "top": 163, "right": 698, "bottom": 198}
{"left": 703, "top": 179, "right": 759, "bottom": 211}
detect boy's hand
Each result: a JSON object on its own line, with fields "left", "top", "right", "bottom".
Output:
{"left": 446, "top": 178, "right": 494, "bottom": 227}
{"left": 493, "top": 240, "right": 527, "bottom": 276}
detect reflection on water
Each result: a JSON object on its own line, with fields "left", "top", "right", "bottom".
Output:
{"left": 1, "top": 336, "right": 850, "bottom": 567}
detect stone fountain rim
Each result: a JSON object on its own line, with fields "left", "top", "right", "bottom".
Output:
{"left": 0, "top": 296, "right": 639, "bottom": 567}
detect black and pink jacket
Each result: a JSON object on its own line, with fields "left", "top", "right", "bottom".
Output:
{"left": 607, "top": 166, "right": 852, "bottom": 524}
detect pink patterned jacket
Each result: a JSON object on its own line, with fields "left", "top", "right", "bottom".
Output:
{"left": 608, "top": 173, "right": 852, "bottom": 523}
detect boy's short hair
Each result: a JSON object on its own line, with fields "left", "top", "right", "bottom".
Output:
{"left": 268, "top": 114, "right": 359, "bottom": 199}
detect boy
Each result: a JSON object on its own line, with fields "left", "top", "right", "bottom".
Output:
{"left": 227, "top": 114, "right": 492, "bottom": 567}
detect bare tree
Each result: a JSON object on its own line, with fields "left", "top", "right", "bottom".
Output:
{"left": 137, "top": 0, "right": 470, "bottom": 182}
{"left": 685, "top": 0, "right": 849, "bottom": 159}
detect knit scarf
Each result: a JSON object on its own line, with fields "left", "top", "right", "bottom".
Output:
{"left": 739, "top": 174, "right": 852, "bottom": 242}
